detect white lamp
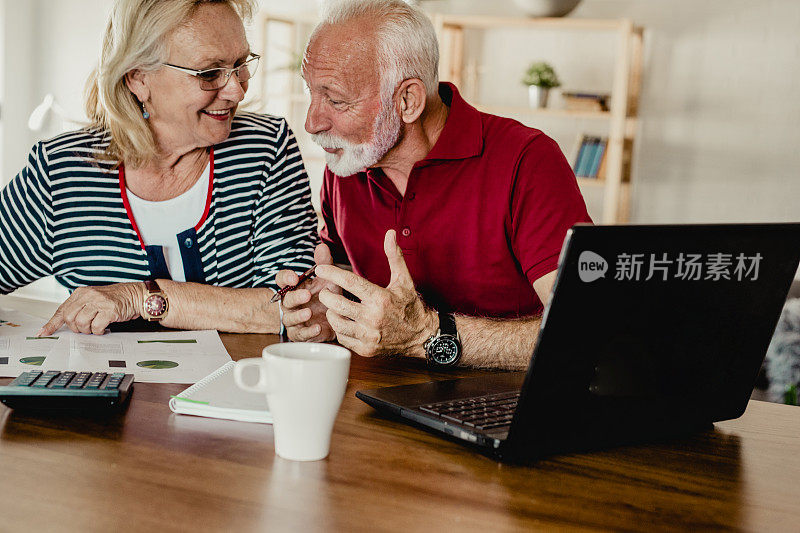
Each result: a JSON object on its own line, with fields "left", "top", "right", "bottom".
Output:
{"left": 27, "top": 94, "right": 78, "bottom": 131}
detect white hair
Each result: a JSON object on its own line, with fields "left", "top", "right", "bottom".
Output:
{"left": 315, "top": 0, "right": 440, "bottom": 99}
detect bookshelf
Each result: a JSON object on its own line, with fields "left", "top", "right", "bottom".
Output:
{"left": 431, "top": 14, "right": 645, "bottom": 224}
{"left": 256, "top": 10, "right": 644, "bottom": 224}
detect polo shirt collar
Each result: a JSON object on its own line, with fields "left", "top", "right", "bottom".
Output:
{"left": 421, "top": 82, "right": 484, "bottom": 162}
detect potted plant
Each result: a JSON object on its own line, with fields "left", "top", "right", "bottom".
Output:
{"left": 522, "top": 62, "right": 561, "bottom": 108}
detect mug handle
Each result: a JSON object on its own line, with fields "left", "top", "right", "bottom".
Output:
{"left": 233, "top": 358, "right": 271, "bottom": 394}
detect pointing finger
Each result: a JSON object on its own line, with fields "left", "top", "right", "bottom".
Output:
{"left": 38, "top": 310, "right": 65, "bottom": 337}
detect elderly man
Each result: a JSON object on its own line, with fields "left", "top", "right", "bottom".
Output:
{"left": 277, "top": 0, "right": 591, "bottom": 370}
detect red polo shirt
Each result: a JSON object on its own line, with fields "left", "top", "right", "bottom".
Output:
{"left": 320, "top": 83, "right": 591, "bottom": 317}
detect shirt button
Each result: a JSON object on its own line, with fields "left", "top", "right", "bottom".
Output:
{"left": 408, "top": 193, "right": 416, "bottom": 201}
{"left": 401, "top": 227, "right": 411, "bottom": 237}
{"left": 183, "top": 237, "right": 193, "bottom": 248}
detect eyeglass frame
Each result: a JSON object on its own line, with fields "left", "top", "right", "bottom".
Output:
{"left": 161, "top": 53, "right": 260, "bottom": 91}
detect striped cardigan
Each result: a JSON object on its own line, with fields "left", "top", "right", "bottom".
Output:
{"left": 0, "top": 112, "right": 317, "bottom": 293}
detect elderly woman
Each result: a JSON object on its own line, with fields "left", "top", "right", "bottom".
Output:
{"left": 0, "top": 0, "right": 316, "bottom": 335}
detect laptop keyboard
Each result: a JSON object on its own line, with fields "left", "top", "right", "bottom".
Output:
{"left": 418, "top": 391, "right": 520, "bottom": 432}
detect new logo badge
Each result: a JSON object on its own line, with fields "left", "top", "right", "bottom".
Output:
{"left": 578, "top": 251, "right": 608, "bottom": 282}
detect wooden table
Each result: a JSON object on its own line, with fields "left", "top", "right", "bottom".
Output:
{"left": 1, "top": 296, "right": 799, "bottom": 532}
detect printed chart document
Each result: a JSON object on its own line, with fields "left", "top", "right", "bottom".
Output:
{"left": 0, "top": 307, "right": 231, "bottom": 383}
{"left": 67, "top": 330, "right": 232, "bottom": 383}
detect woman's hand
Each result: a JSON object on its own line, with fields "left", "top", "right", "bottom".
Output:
{"left": 38, "top": 282, "right": 145, "bottom": 336}
{"left": 277, "top": 243, "right": 339, "bottom": 342}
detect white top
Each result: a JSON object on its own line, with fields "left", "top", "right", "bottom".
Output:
{"left": 127, "top": 164, "right": 210, "bottom": 282}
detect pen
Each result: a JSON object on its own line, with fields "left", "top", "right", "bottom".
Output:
{"left": 270, "top": 266, "right": 317, "bottom": 303}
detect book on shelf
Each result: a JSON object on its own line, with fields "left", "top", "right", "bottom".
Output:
{"left": 561, "top": 91, "right": 610, "bottom": 112}
{"left": 572, "top": 135, "right": 608, "bottom": 179}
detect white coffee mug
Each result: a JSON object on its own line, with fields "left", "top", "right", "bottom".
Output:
{"left": 233, "top": 343, "right": 351, "bottom": 461}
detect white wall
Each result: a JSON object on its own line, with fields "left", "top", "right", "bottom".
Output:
{"left": 1, "top": 0, "right": 111, "bottom": 184}
{"left": 2, "top": 0, "right": 37, "bottom": 184}
{"left": 577, "top": 0, "right": 800, "bottom": 223}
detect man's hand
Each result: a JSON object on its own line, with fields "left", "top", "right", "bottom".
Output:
{"left": 38, "top": 282, "right": 145, "bottom": 336}
{"left": 276, "top": 243, "right": 339, "bottom": 342}
{"left": 316, "top": 229, "right": 437, "bottom": 358}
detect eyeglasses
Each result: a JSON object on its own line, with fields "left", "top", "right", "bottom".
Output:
{"left": 161, "top": 53, "right": 260, "bottom": 91}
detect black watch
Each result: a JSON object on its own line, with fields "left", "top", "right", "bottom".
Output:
{"left": 424, "top": 312, "right": 461, "bottom": 366}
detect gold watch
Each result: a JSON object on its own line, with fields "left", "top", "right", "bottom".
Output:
{"left": 142, "top": 280, "right": 169, "bottom": 322}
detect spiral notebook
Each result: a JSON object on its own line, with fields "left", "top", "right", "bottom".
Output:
{"left": 169, "top": 361, "right": 272, "bottom": 424}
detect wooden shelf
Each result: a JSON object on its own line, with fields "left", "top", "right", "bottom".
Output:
{"left": 576, "top": 177, "right": 604, "bottom": 187}
{"left": 434, "top": 15, "right": 644, "bottom": 223}
{"left": 434, "top": 14, "right": 634, "bottom": 32}
{"left": 577, "top": 178, "right": 630, "bottom": 188}
{"left": 477, "top": 105, "right": 639, "bottom": 137}
{"left": 476, "top": 104, "right": 610, "bottom": 121}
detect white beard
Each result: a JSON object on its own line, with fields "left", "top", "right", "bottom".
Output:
{"left": 311, "top": 96, "right": 402, "bottom": 177}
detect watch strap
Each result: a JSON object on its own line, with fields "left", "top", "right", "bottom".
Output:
{"left": 144, "top": 280, "right": 161, "bottom": 293}
{"left": 438, "top": 312, "right": 457, "bottom": 336}
{"left": 424, "top": 311, "right": 461, "bottom": 366}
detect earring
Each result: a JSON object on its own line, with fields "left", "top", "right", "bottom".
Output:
{"left": 142, "top": 102, "right": 150, "bottom": 120}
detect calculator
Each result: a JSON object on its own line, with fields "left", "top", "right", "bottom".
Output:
{"left": 0, "top": 370, "right": 134, "bottom": 410}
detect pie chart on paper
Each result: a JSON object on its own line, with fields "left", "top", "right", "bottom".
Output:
{"left": 136, "top": 360, "right": 179, "bottom": 369}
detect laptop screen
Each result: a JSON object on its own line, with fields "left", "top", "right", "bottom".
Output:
{"left": 510, "top": 223, "right": 800, "bottom": 454}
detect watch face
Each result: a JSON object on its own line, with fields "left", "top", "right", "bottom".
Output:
{"left": 144, "top": 294, "right": 167, "bottom": 317}
{"left": 428, "top": 336, "right": 460, "bottom": 365}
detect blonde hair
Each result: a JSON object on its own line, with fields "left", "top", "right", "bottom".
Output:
{"left": 85, "top": 0, "right": 256, "bottom": 168}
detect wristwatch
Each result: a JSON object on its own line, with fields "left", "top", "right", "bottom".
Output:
{"left": 142, "top": 280, "right": 169, "bottom": 322}
{"left": 424, "top": 312, "right": 461, "bottom": 366}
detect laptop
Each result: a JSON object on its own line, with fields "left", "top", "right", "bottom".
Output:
{"left": 356, "top": 223, "right": 800, "bottom": 462}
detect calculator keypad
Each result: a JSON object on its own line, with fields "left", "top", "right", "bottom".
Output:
{"left": 11, "top": 371, "right": 130, "bottom": 390}
{"left": 50, "top": 372, "right": 76, "bottom": 389}
{"left": 103, "top": 373, "right": 126, "bottom": 390}
{"left": 84, "top": 372, "right": 107, "bottom": 390}
{"left": 2, "top": 370, "right": 134, "bottom": 411}
{"left": 67, "top": 372, "right": 92, "bottom": 389}
{"left": 31, "top": 371, "right": 60, "bottom": 388}
{"left": 15, "top": 371, "right": 43, "bottom": 387}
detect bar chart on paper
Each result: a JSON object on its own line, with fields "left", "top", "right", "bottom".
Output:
{"left": 1, "top": 308, "right": 231, "bottom": 384}
{"left": 66, "top": 330, "right": 232, "bottom": 383}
